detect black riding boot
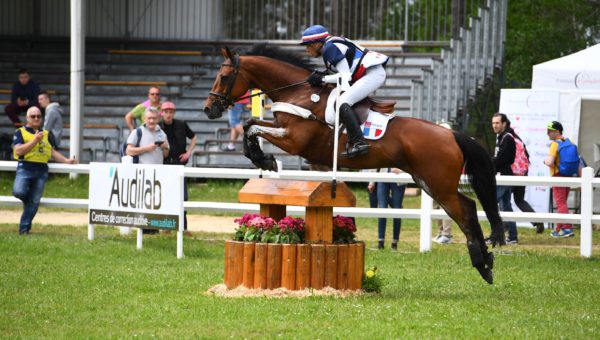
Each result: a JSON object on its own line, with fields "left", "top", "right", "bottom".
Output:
{"left": 340, "top": 103, "right": 370, "bottom": 158}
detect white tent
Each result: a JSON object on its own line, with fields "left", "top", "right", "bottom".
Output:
{"left": 532, "top": 43, "right": 600, "bottom": 90}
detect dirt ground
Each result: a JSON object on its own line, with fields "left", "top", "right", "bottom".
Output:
{"left": 0, "top": 211, "right": 237, "bottom": 233}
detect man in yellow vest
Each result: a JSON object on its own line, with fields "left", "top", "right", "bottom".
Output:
{"left": 12, "top": 106, "right": 77, "bottom": 235}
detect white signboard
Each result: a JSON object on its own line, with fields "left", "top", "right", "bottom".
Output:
{"left": 88, "top": 162, "right": 184, "bottom": 257}
{"left": 499, "top": 89, "right": 560, "bottom": 216}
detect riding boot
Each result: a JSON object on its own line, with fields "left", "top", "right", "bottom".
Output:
{"left": 339, "top": 103, "right": 370, "bottom": 158}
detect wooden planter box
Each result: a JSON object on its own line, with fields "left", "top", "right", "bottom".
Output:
{"left": 223, "top": 179, "right": 363, "bottom": 291}
{"left": 224, "top": 240, "right": 365, "bottom": 291}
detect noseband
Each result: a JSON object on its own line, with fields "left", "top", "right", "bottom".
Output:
{"left": 209, "top": 54, "right": 245, "bottom": 111}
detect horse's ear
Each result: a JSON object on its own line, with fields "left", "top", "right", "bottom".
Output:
{"left": 222, "top": 47, "right": 233, "bottom": 60}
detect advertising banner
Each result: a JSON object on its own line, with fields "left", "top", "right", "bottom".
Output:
{"left": 88, "top": 163, "right": 184, "bottom": 230}
{"left": 499, "top": 89, "right": 560, "bottom": 215}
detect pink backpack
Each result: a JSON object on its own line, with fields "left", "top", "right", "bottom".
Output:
{"left": 506, "top": 133, "right": 529, "bottom": 176}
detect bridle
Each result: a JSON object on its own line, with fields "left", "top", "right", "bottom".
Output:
{"left": 209, "top": 53, "right": 310, "bottom": 113}
{"left": 209, "top": 54, "right": 245, "bottom": 112}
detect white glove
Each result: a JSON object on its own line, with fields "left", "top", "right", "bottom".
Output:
{"left": 323, "top": 73, "right": 351, "bottom": 92}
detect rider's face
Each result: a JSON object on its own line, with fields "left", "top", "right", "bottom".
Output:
{"left": 305, "top": 42, "right": 323, "bottom": 57}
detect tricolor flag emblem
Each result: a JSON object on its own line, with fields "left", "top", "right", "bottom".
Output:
{"left": 362, "top": 121, "right": 383, "bottom": 138}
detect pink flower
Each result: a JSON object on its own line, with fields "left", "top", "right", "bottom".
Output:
{"left": 278, "top": 216, "right": 305, "bottom": 233}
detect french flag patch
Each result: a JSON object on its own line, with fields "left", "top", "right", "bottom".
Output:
{"left": 362, "top": 121, "right": 383, "bottom": 138}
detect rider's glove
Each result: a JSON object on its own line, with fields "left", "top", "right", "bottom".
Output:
{"left": 307, "top": 70, "right": 325, "bottom": 87}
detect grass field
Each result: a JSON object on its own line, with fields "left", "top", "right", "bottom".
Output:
{"left": 1, "top": 173, "right": 600, "bottom": 338}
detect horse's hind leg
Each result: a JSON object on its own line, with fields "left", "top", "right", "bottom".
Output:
{"left": 439, "top": 192, "right": 494, "bottom": 284}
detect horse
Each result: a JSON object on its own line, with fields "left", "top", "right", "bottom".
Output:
{"left": 203, "top": 44, "right": 505, "bottom": 284}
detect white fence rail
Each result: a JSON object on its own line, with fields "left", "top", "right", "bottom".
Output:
{"left": 0, "top": 161, "right": 598, "bottom": 257}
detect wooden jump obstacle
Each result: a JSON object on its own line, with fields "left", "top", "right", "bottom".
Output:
{"left": 223, "top": 178, "right": 365, "bottom": 291}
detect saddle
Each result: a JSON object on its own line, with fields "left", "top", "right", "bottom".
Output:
{"left": 353, "top": 97, "right": 396, "bottom": 125}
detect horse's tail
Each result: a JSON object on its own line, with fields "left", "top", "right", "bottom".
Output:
{"left": 453, "top": 132, "right": 505, "bottom": 246}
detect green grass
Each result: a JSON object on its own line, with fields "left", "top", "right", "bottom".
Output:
{"left": 1, "top": 223, "right": 599, "bottom": 338}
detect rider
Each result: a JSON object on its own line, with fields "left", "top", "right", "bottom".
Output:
{"left": 300, "top": 24, "right": 389, "bottom": 158}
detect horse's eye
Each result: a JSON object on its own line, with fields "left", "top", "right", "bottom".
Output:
{"left": 220, "top": 75, "right": 230, "bottom": 82}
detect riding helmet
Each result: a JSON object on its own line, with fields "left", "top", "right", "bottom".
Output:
{"left": 300, "top": 25, "right": 330, "bottom": 45}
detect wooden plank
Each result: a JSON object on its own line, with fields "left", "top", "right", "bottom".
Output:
{"left": 238, "top": 178, "right": 355, "bottom": 207}
{"left": 223, "top": 240, "right": 231, "bottom": 287}
{"left": 310, "top": 244, "right": 325, "bottom": 289}
{"left": 347, "top": 243, "right": 362, "bottom": 291}
{"left": 324, "top": 244, "right": 338, "bottom": 289}
{"left": 336, "top": 244, "right": 349, "bottom": 290}
{"left": 266, "top": 244, "right": 282, "bottom": 289}
{"left": 295, "top": 244, "right": 311, "bottom": 290}
{"left": 281, "top": 244, "right": 296, "bottom": 290}
{"left": 242, "top": 242, "right": 255, "bottom": 288}
{"left": 108, "top": 49, "right": 202, "bottom": 56}
{"left": 253, "top": 243, "right": 268, "bottom": 289}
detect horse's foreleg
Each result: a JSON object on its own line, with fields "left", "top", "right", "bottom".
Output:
{"left": 242, "top": 119, "right": 285, "bottom": 171}
{"left": 437, "top": 192, "right": 494, "bottom": 284}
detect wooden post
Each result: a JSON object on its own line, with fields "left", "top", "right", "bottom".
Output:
{"left": 254, "top": 243, "right": 268, "bottom": 289}
{"left": 266, "top": 244, "right": 282, "bottom": 289}
{"left": 260, "top": 204, "right": 286, "bottom": 222}
{"left": 295, "top": 244, "right": 311, "bottom": 290}
{"left": 324, "top": 244, "right": 338, "bottom": 288}
{"left": 357, "top": 241, "right": 365, "bottom": 290}
{"left": 310, "top": 244, "right": 325, "bottom": 289}
{"left": 281, "top": 244, "right": 297, "bottom": 290}
{"left": 224, "top": 240, "right": 231, "bottom": 286}
{"left": 304, "top": 207, "right": 333, "bottom": 243}
{"left": 242, "top": 242, "right": 255, "bottom": 288}
{"left": 336, "top": 244, "right": 349, "bottom": 290}
{"left": 347, "top": 243, "right": 363, "bottom": 290}
{"left": 227, "top": 241, "right": 244, "bottom": 289}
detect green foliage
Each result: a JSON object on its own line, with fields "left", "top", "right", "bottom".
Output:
{"left": 362, "top": 266, "right": 385, "bottom": 293}
{"left": 505, "top": 0, "right": 600, "bottom": 86}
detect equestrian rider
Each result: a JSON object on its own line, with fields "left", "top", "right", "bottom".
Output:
{"left": 300, "top": 24, "right": 389, "bottom": 158}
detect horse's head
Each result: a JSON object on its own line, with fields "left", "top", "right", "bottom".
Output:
{"left": 203, "top": 47, "right": 249, "bottom": 119}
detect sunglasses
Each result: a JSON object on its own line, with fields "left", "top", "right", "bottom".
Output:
{"left": 28, "top": 115, "right": 42, "bottom": 119}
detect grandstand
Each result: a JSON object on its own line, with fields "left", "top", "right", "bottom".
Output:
{"left": 0, "top": 0, "right": 506, "bottom": 168}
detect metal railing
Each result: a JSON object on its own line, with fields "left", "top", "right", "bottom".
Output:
{"left": 0, "top": 161, "right": 598, "bottom": 257}
{"left": 410, "top": 0, "right": 507, "bottom": 125}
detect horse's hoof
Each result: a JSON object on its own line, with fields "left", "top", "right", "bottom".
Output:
{"left": 259, "top": 155, "right": 278, "bottom": 172}
{"left": 477, "top": 266, "right": 494, "bottom": 284}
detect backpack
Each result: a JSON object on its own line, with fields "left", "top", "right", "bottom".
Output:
{"left": 120, "top": 127, "right": 142, "bottom": 163}
{"left": 557, "top": 138, "right": 580, "bottom": 176}
{"left": 509, "top": 134, "right": 529, "bottom": 176}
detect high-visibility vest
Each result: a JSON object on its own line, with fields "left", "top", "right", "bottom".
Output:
{"left": 13, "top": 127, "right": 52, "bottom": 163}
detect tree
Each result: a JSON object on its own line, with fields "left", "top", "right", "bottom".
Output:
{"left": 504, "top": 0, "right": 600, "bottom": 87}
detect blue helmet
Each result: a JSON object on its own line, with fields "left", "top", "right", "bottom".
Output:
{"left": 300, "top": 25, "right": 330, "bottom": 45}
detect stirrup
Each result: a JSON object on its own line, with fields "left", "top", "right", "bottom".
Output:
{"left": 341, "top": 143, "right": 370, "bottom": 158}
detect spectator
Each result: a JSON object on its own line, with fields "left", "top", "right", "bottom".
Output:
{"left": 364, "top": 169, "right": 378, "bottom": 209}
{"left": 224, "top": 94, "right": 250, "bottom": 151}
{"left": 432, "top": 120, "right": 454, "bottom": 244}
{"left": 504, "top": 120, "right": 545, "bottom": 234}
{"left": 5, "top": 69, "right": 41, "bottom": 125}
{"left": 126, "top": 107, "right": 169, "bottom": 234}
{"left": 491, "top": 113, "right": 518, "bottom": 245}
{"left": 159, "top": 101, "right": 197, "bottom": 231}
{"left": 12, "top": 107, "right": 77, "bottom": 235}
{"left": 544, "top": 121, "right": 575, "bottom": 238}
{"left": 124, "top": 86, "right": 162, "bottom": 131}
{"left": 38, "top": 91, "right": 64, "bottom": 148}
{"left": 375, "top": 167, "right": 406, "bottom": 250}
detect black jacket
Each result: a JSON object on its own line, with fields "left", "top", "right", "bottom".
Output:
{"left": 493, "top": 130, "right": 516, "bottom": 175}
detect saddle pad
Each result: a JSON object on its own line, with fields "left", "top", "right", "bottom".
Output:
{"left": 361, "top": 110, "right": 394, "bottom": 140}
{"left": 271, "top": 102, "right": 392, "bottom": 140}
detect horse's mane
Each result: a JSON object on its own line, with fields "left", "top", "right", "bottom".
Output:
{"left": 244, "top": 44, "right": 315, "bottom": 71}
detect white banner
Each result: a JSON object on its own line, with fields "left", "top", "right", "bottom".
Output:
{"left": 88, "top": 163, "right": 184, "bottom": 230}
{"left": 499, "top": 89, "right": 560, "bottom": 215}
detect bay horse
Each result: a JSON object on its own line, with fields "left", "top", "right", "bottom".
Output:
{"left": 203, "top": 45, "right": 505, "bottom": 284}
